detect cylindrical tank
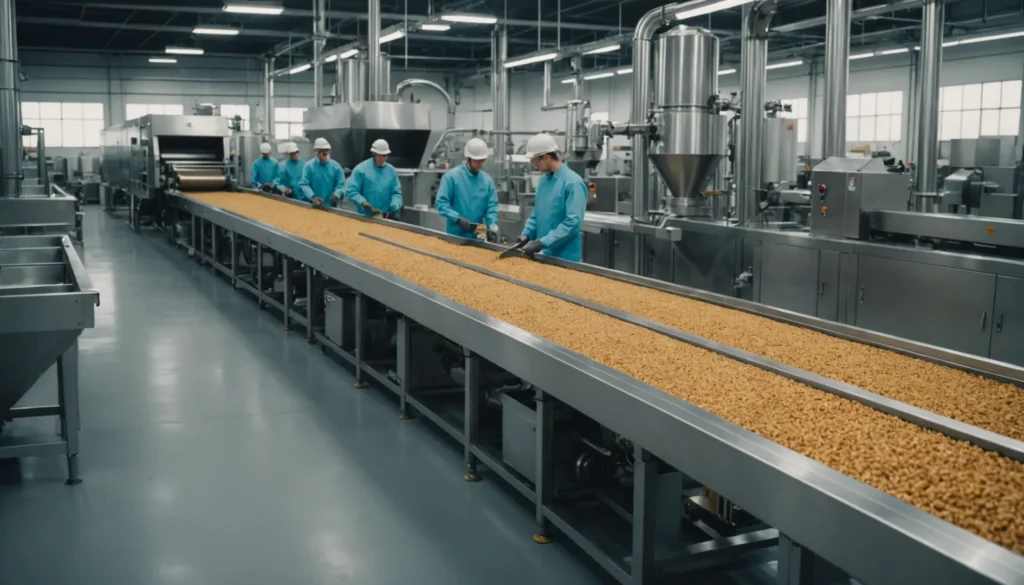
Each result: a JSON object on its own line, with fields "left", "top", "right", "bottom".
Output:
{"left": 335, "top": 59, "right": 366, "bottom": 103}
{"left": 761, "top": 117, "right": 799, "bottom": 185}
{"left": 656, "top": 26, "right": 719, "bottom": 109}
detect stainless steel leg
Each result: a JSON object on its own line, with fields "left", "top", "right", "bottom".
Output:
{"left": 57, "top": 341, "right": 82, "bottom": 486}
{"left": 397, "top": 316, "right": 411, "bottom": 419}
{"left": 282, "top": 256, "right": 292, "bottom": 331}
{"left": 463, "top": 348, "right": 481, "bottom": 481}
{"left": 210, "top": 225, "right": 219, "bottom": 274}
{"left": 191, "top": 215, "right": 197, "bottom": 260}
{"left": 533, "top": 388, "right": 554, "bottom": 543}
{"left": 256, "top": 242, "right": 265, "bottom": 309}
{"left": 354, "top": 292, "right": 367, "bottom": 388}
{"left": 230, "top": 231, "right": 238, "bottom": 287}
{"left": 305, "top": 266, "right": 315, "bottom": 342}
{"left": 631, "top": 446, "right": 657, "bottom": 584}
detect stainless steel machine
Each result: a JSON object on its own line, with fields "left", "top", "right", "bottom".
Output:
{"left": 102, "top": 114, "right": 232, "bottom": 229}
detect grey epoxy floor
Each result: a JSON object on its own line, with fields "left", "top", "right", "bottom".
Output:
{"left": 0, "top": 210, "right": 611, "bottom": 584}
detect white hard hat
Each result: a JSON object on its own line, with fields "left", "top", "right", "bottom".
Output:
{"left": 314, "top": 137, "right": 331, "bottom": 150}
{"left": 464, "top": 138, "right": 489, "bottom": 161}
{"left": 525, "top": 133, "right": 559, "bottom": 158}
{"left": 286, "top": 141, "right": 300, "bottom": 153}
{"left": 370, "top": 139, "right": 391, "bottom": 155}
{"left": 259, "top": 142, "right": 272, "bottom": 154}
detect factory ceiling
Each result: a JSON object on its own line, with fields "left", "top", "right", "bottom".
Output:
{"left": 13, "top": 0, "right": 1024, "bottom": 71}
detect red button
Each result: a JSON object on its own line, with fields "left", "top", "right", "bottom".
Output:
{"left": 818, "top": 184, "right": 827, "bottom": 194}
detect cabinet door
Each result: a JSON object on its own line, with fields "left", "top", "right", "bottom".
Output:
{"left": 759, "top": 242, "right": 819, "bottom": 316}
{"left": 816, "top": 250, "right": 840, "bottom": 321}
{"left": 990, "top": 276, "right": 1024, "bottom": 366}
{"left": 855, "top": 255, "right": 996, "bottom": 357}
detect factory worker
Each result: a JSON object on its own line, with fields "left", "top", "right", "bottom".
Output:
{"left": 298, "top": 137, "right": 345, "bottom": 206}
{"left": 275, "top": 142, "right": 306, "bottom": 198}
{"left": 435, "top": 138, "right": 499, "bottom": 240}
{"left": 346, "top": 138, "right": 403, "bottom": 217}
{"left": 517, "top": 133, "right": 587, "bottom": 262}
{"left": 251, "top": 142, "right": 280, "bottom": 189}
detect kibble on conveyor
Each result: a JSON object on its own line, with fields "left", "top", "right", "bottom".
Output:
{"left": 186, "top": 191, "right": 1024, "bottom": 554}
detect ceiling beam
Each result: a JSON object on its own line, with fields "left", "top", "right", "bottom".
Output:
{"left": 42, "top": 1, "right": 623, "bottom": 32}
{"left": 17, "top": 16, "right": 355, "bottom": 39}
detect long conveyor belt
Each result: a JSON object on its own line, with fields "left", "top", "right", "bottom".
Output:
{"left": 176, "top": 191, "right": 1024, "bottom": 570}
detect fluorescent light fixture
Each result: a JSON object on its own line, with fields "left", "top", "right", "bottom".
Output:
{"left": 616, "top": 67, "right": 633, "bottom": 75}
{"left": 560, "top": 78, "right": 576, "bottom": 84}
{"left": 338, "top": 48, "right": 359, "bottom": 59}
{"left": 503, "top": 52, "right": 558, "bottom": 69}
{"left": 288, "top": 63, "right": 311, "bottom": 74}
{"left": 583, "top": 71, "right": 615, "bottom": 80}
{"left": 956, "top": 30, "right": 1024, "bottom": 45}
{"left": 849, "top": 52, "right": 874, "bottom": 60}
{"left": 583, "top": 43, "right": 620, "bottom": 55}
{"left": 323, "top": 53, "right": 339, "bottom": 63}
{"left": 223, "top": 2, "right": 284, "bottom": 15}
{"left": 766, "top": 59, "right": 803, "bottom": 70}
{"left": 420, "top": 23, "right": 451, "bottom": 31}
{"left": 440, "top": 13, "right": 498, "bottom": 24}
{"left": 878, "top": 47, "right": 909, "bottom": 55}
{"left": 166, "top": 46, "right": 204, "bottom": 55}
{"left": 149, "top": 57, "right": 177, "bottom": 63}
{"left": 718, "top": 68, "right": 736, "bottom": 75}
{"left": 193, "top": 27, "right": 240, "bottom": 36}
{"left": 676, "top": 0, "right": 753, "bottom": 21}
{"left": 379, "top": 29, "right": 406, "bottom": 44}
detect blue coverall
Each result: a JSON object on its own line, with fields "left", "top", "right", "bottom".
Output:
{"left": 297, "top": 158, "right": 345, "bottom": 206}
{"left": 251, "top": 156, "right": 280, "bottom": 188}
{"left": 275, "top": 158, "right": 306, "bottom": 196}
{"left": 521, "top": 164, "right": 588, "bottom": 262}
{"left": 345, "top": 158, "right": 403, "bottom": 216}
{"left": 434, "top": 163, "right": 498, "bottom": 238}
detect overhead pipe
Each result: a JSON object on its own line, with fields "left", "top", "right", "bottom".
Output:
{"left": 313, "top": 0, "right": 326, "bottom": 107}
{"left": 773, "top": 0, "right": 922, "bottom": 33}
{"left": 0, "top": 0, "right": 22, "bottom": 197}
{"left": 737, "top": 0, "right": 779, "bottom": 225}
{"left": 263, "top": 56, "right": 275, "bottom": 135}
{"left": 914, "top": 0, "right": 943, "bottom": 212}
{"left": 822, "top": 0, "right": 850, "bottom": 158}
{"left": 396, "top": 79, "right": 456, "bottom": 128}
{"left": 491, "top": 26, "right": 510, "bottom": 193}
{"left": 542, "top": 61, "right": 569, "bottom": 111}
{"left": 368, "top": 0, "right": 381, "bottom": 100}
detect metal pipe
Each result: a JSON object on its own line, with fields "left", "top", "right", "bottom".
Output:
{"left": 0, "top": 0, "right": 22, "bottom": 197}
{"left": 368, "top": 0, "right": 381, "bottom": 100}
{"left": 907, "top": 50, "right": 918, "bottom": 164}
{"left": 822, "top": 0, "right": 849, "bottom": 158}
{"left": 806, "top": 59, "right": 818, "bottom": 158}
{"left": 263, "top": 56, "right": 274, "bottom": 135}
{"left": 542, "top": 61, "right": 568, "bottom": 111}
{"left": 313, "top": 0, "right": 326, "bottom": 107}
{"left": 773, "top": 0, "right": 921, "bottom": 33}
{"left": 914, "top": 0, "right": 943, "bottom": 212}
{"left": 396, "top": 79, "right": 456, "bottom": 128}
{"left": 737, "top": 1, "right": 777, "bottom": 225}
{"left": 491, "top": 26, "right": 510, "bottom": 194}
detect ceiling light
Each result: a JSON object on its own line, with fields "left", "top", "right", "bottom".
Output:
{"left": 718, "top": 68, "right": 736, "bottom": 75}
{"left": 193, "top": 27, "right": 240, "bottom": 36}
{"left": 223, "top": 2, "right": 284, "bottom": 15}
{"left": 166, "top": 46, "right": 204, "bottom": 55}
{"left": 420, "top": 23, "right": 451, "bottom": 31}
{"left": 676, "top": 0, "right": 754, "bottom": 21}
{"left": 323, "top": 53, "right": 339, "bottom": 63}
{"left": 849, "top": 52, "right": 874, "bottom": 60}
{"left": 149, "top": 57, "right": 177, "bottom": 64}
{"left": 504, "top": 52, "right": 558, "bottom": 69}
{"left": 337, "top": 48, "right": 359, "bottom": 59}
{"left": 878, "top": 47, "right": 909, "bottom": 55}
{"left": 616, "top": 67, "right": 633, "bottom": 75}
{"left": 379, "top": 29, "right": 406, "bottom": 44}
{"left": 766, "top": 59, "right": 803, "bottom": 70}
{"left": 288, "top": 63, "right": 311, "bottom": 74}
{"left": 560, "top": 78, "right": 575, "bottom": 84}
{"left": 583, "top": 71, "right": 615, "bottom": 80}
{"left": 956, "top": 30, "right": 1024, "bottom": 45}
{"left": 440, "top": 13, "right": 498, "bottom": 24}
{"left": 583, "top": 43, "right": 620, "bottom": 55}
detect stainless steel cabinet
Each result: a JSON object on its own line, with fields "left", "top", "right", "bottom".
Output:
{"left": 855, "top": 256, "right": 997, "bottom": 357}
{"left": 816, "top": 250, "right": 840, "bottom": 321}
{"left": 759, "top": 242, "right": 819, "bottom": 316}
{"left": 990, "top": 276, "right": 1024, "bottom": 366}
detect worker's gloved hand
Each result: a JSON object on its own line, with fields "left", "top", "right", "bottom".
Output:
{"left": 516, "top": 235, "right": 529, "bottom": 245}
{"left": 260, "top": 183, "right": 275, "bottom": 193}
{"left": 361, "top": 201, "right": 374, "bottom": 212}
{"left": 522, "top": 240, "right": 544, "bottom": 256}
{"left": 282, "top": 187, "right": 293, "bottom": 197}
{"left": 486, "top": 224, "right": 499, "bottom": 243}
{"left": 457, "top": 217, "right": 473, "bottom": 232}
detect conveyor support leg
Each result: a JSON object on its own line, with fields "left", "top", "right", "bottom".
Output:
{"left": 256, "top": 243, "right": 265, "bottom": 309}
{"left": 283, "top": 256, "right": 292, "bottom": 331}
{"left": 631, "top": 447, "right": 658, "bottom": 584}
{"left": 353, "top": 293, "right": 368, "bottom": 388}
{"left": 397, "top": 316, "right": 411, "bottom": 419}
{"left": 463, "top": 348, "right": 481, "bottom": 481}
{"left": 230, "top": 231, "right": 238, "bottom": 287}
{"left": 57, "top": 341, "right": 82, "bottom": 486}
{"left": 533, "top": 388, "right": 554, "bottom": 543}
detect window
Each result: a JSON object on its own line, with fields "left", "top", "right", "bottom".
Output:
{"left": 220, "top": 104, "right": 250, "bottom": 130}
{"left": 846, "top": 91, "right": 903, "bottom": 143}
{"left": 21, "top": 102, "right": 105, "bottom": 148}
{"left": 126, "top": 103, "right": 184, "bottom": 120}
{"left": 274, "top": 107, "right": 307, "bottom": 140}
{"left": 938, "top": 80, "right": 1021, "bottom": 140}
{"left": 779, "top": 97, "right": 809, "bottom": 145}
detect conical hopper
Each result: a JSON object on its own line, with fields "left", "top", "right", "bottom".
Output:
{"left": 649, "top": 153, "right": 722, "bottom": 199}
{"left": 649, "top": 110, "right": 727, "bottom": 200}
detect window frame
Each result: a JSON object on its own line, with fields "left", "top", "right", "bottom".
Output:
{"left": 21, "top": 101, "right": 105, "bottom": 148}
{"left": 938, "top": 80, "right": 1021, "bottom": 140}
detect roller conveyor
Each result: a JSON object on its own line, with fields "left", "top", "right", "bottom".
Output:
{"left": 168, "top": 190, "right": 1024, "bottom": 584}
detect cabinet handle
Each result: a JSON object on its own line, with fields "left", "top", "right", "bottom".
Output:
{"left": 819, "top": 281, "right": 825, "bottom": 296}
{"left": 996, "top": 313, "right": 1004, "bottom": 333}
{"left": 980, "top": 311, "right": 988, "bottom": 331}
{"left": 858, "top": 286, "right": 864, "bottom": 303}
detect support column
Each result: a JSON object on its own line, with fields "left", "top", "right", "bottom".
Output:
{"left": 914, "top": 0, "right": 943, "bottom": 212}
{"left": 396, "top": 316, "right": 411, "bottom": 419}
{"left": 822, "top": 0, "right": 850, "bottom": 158}
{"left": 533, "top": 388, "right": 555, "bottom": 544}
{"left": 354, "top": 293, "right": 368, "bottom": 388}
{"left": 806, "top": 60, "right": 819, "bottom": 158}
{"left": 737, "top": 4, "right": 771, "bottom": 225}
{"left": 0, "top": 0, "right": 22, "bottom": 197}
{"left": 491, "top": 27, "right": 509, "bottom": 192}
{"left": 57, "top": 341, "right": 81, "bottom": 485}
{"left": 313, "top": 0, "right": 326, "bottom": 107}
{"left": 630, "top": 447, "right": 657, "bottom": 584}
{"left": 263, "top": 56, "right": 275, "bottom": 135}
{"left": 463, "top": 348, "right": 482, "bottom": 481}
{"left": 282, "top": 256, "right": 292, "bottom": 331}
{"left": 367, "top": 0, "right": 381, "bottom": 100}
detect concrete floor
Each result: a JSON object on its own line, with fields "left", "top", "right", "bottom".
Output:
{"left": 1, "top": 210, "right": 779, "bottom": 585}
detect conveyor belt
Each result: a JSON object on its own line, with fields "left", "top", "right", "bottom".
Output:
{"left": 182, "top": 191, "right": 1024, "bottom": 555}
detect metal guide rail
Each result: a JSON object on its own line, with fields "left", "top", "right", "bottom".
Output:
{"left": 165, "top": 191, "right": 1024, "bottom": 585}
